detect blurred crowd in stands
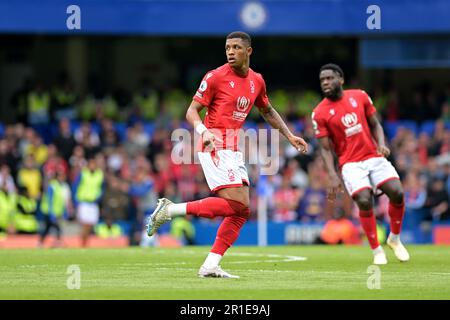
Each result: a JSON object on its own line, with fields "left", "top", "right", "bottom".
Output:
{"left": 0, "top": 76, "right": 449, "bottom": 247}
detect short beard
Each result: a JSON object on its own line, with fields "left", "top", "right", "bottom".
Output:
{"left": 324, "top": 87, "right": 343, "bottom": 100}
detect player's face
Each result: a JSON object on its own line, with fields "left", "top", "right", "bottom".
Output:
{"left": 319, "top": 70, "right": 343, "bottom": 98}
{"left": 225, "top": 38, "right": 252, "bottom": 69}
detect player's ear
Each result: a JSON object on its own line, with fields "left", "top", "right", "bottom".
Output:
{"left": 340, "top": 77, "right": 344, "bottom": 86}
{"left": 247, "top": 46, "right": 253, "bottom": 56}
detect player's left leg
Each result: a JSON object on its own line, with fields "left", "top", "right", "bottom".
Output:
{"left": 377, "top": 178, "right": 410, "bottom": 262}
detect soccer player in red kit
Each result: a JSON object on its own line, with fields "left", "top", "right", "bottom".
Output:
{"left": 312, "top": 64, "right": 409, "bottom": 265}
{"left": 146, "top": 31, "right": 308, "bottom": 278}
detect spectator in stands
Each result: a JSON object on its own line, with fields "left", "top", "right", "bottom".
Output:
{"left": 13, "top": 186, "right": 38, "bottom": 234}
{"left": 0, "top": 164, "right": 16, "bottom": 194}
{"left": 51, "top": 74, "right": 78, "bottom": 121}
{"left": 95, "top": 216, "right": 123, "bottom": 239}
{"left": 272, "top": 175, "right": 301, "bottom": 222}
{"left": 101, "top": 172, "right": 129, "bottom": 222}
{"left": 53, "top": 118, "right": 76, "bottom": 161}
{"left": 425, "top": 178, "right": 450, "bottom": 221}
{"left": 42, "top": 144, "right": 69, "bottom": 184}
{"left": 68, "top": 145, "right": 87, "bottom": 182}
{"left": 0, "top": 139, "right": 21, "bottom": 181}
{"left": 132, "top": 78, "right": 159, "bottom": 121}
{"left": 124, "top": 166, "right": 156, "bottom": 245}
{"left": 25, "top": 134, "right": 48, "bottom": 167}
{"left": 17, "top": 155, "right": 42, "bottom": 200}
{"left": 27, "top": 82, "right": 50, "bottom": 125}
{"left": 99, "top": 118, "right": 120, "bottom": 150}
{"left": 74, "top": 121, "right": 101, "bottom": 157}
{"left": 403, "top": 172, "right": 428, "bottom": 211}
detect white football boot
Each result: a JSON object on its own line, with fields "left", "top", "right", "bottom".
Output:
{"left": 387, "top": 236, "right": 410, "bottom": 262}
{"left": 373, "top": 247, "right": 388, "bottom": 265}
{"left": 198, "top": 265, "right": 239, "bottom": 279}
{"left": 146, "top": 198, "right": 172, "bottom": 236}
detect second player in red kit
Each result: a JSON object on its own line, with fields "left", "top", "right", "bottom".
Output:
{"left": 312, "top": 63, "right": 410, "bottom": 265}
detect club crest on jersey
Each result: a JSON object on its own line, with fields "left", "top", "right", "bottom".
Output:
{"left": 329, "top": 109, "right": 335, "bottom": 115}
{"left": 349, "top": 97, "right": 358, "bottom": 108}
{"left": 228, "top": 169, "right": 236, "bottom": 182}
{"left": 230, "top": 81, "right": 235, "bottom": 88}
{"left": 341, "top": 112, "right": 362, "bottom": 137}
{"left": 250, "top": 80, "right": 255, "bottom": 94}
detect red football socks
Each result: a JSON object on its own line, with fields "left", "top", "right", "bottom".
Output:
{"left": 388, "top": 201, "right": 405, "bottom": 235}
{"left": 186, "top": 197, "right": 248, "bottom": 219}
{"left": 359, "top": 209, "right": 380, "bottom": 249}
{"left": 211, "top": 215, "right": 248, "bottom": 255}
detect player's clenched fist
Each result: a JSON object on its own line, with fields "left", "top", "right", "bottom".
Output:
{"left": 377, "top": 144, "right": 390, "bottom": 158}
{"left": 288, "top": 135, "right": 308, "bottom": 153}
{"left": 202, "top": 130, "right": 216, "bottom": 152}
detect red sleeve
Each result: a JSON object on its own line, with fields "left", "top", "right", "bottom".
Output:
{"left": 192, "top": 71, "right": 216, "bottom": 107}
{"left": 362, "top": 90, "right": 376, "bottom": 117}
{"left": 311, "top": 110, "right": 328, "bottom": 138}
{"left": 254, "top": 74, "right": 270, "bottom": 111}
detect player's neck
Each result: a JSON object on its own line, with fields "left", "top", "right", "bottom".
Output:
{"left": 327, "top": 89, "right": 344, "bottom": 101}
{"left": 230, "top": 63, "right": 249, "bottom": 77}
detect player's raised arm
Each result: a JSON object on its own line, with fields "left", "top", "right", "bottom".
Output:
{"left": 186, "top": 100, "right": 215, "bottom": 150}
{"left": 317, "top": 136, "right": 343, "bottom": 201}
{"left": 258, "top": 103, "right": 308, "bottom": 153}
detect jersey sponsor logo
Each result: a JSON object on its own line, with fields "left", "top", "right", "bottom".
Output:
{"left": 230, "top": 81, "right": 235, "bottom": 88}
{"left": 236, "top": 96, "right": 251, "bottom": 112}
{"left": 349, "top": 97, "right": 358, "bottom": 108}
{"left": 341, "top": 112, "right": 358, "bottom": 128}
{"left": 250, "top": 80, "right": 255, "bottom": 94}
{"left": 341, "top": 112, "right": 362, "bottom": 137}
{"left": 198, "top": 80, "right": 208, "bottom": 92}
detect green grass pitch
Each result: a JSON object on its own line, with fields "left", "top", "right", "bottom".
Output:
{"left": 0, "top": 245, "right": 449, "bottom": 299}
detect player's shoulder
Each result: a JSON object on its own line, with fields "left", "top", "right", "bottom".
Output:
{"left": 248, "top": 68, "right": 265, "bottom": 84}
{"left": 345, "top": 89, "right": 368, "bottom": 98}
{"left": 312, "top": 98, "right": 329, "bottom": 117}
{"left": 201, "top": 64, "right": 229, "bottom": 81}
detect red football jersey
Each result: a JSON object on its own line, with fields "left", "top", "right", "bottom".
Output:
{"left": 193, "top": 63, "right": 269, "bottom": 151}
{"left": 311, "top": 89, "right": 381, "bottom": 167}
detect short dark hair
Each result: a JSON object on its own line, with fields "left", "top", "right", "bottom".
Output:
{"left": 320, "top": 63, "right": 344, "bottom": 78}
{"left": 226, "top": 31, "right": 251, "bottom": 47}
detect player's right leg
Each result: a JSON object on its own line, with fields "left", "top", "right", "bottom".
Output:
{"left": 146, "top": 150, "right": 248, "bottom": 236}
{"left": 342, "top": 161, "right": 387, "bottom": 265}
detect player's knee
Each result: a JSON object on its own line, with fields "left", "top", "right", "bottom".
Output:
{"left": 389, "top": 188, "right": 404, "bottom": 204}
{"left": 224, "top": 198, "right": 250, "bottom": 218}
{"left": 354, "top": 191, "right": 373, "bottom": 211}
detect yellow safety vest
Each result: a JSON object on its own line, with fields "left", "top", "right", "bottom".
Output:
{"left": 134, "top": 91, "right": 158, "bottom": 120}
{"left": 0, "top": 191, "right": 11, "bottom": 229}
{"left": 28, "top": 92, "right": 50, "bottom": 113}
{"left": 95, "top": 223, "right": 122, "bottom": 238}
{"left": 76, "top": 169, "right": 104, "bottom": 202}
{"left": 15, "top": 195, "right": 38, "bottom": 232}
{"left": 40, "top": 180, "right": 65, "bottom": 217}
